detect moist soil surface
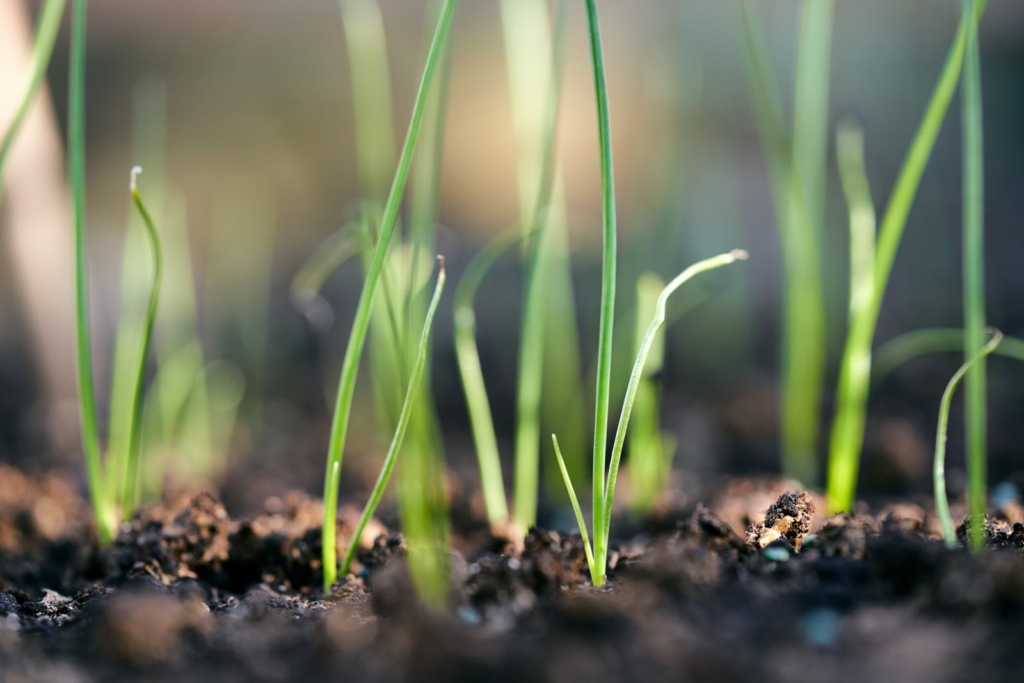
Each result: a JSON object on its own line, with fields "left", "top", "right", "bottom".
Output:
{"left": 2, "top": 465, "right": 1024, "bottom": 682}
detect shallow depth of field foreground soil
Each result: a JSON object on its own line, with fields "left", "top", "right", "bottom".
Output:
{"left": 2, "top": 465, "right": 1024, "bottom": 683}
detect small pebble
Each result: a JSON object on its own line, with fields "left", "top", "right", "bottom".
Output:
{"left": 992, "top": 482, "right": 1020, "bottom": 509}
{"left": 763, "top": 545, "right": 790, "bottom": 562}
{"left": 457, "top": 606, "right": 481, "bottom": 625}
{"left": 800, "top": 607, "right": 840, "bottom": 646}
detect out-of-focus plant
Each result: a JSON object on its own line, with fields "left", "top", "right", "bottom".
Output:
{"left": 827, "top": 0, "right": 989, "bottom": 514}
{"left": 873, "top": 330, "right": 1024, "bottom": 385}
{"left": 0, "top": 0, "right": 66, "bottom": 206}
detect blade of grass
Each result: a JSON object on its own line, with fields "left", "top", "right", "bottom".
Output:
{"left": 322, "top": 0, "right": 456, "bottom": 592}
{"left": 121, "top": 167, "right": 163, "bottom": 513}
{"left": 453, "top": 226, "right": 530, "bottom": 526}
{"left": 960, "top": 0, "right": 986, "bottom": 553}
{"left": 68, "top": 0, "right": 115, "bottom": 545}
{"left": 340, "top": 259, "right": 446, "bottom": 577}
{"left": 934, "top": 329, "right": 1001, "bottom": 548}
{"left": 0, "top": 0, "right": 67, "bottom": 207}
{"left": 827, "top": 0, "right": 988, "bottom": 513}
{"left": 583, "top": 0, "right": 617, "bottom": 574}
{"left": 508, "top": 0, "right": 569, "bottom": 530}
{"left": 738, "top": 0, "right": 826, "bottom": 486}
{"left": 873, "top": 328, "right": 1024, "bottom": 384}
{"left": 340, "top": 0, "right": 396, "bottom": 205}
{"left": 551, "top": 434, "right": 597, "bottom": 584}
{"left": 290, "top": 219, "right": 370, "bottom": 324}
{"left": 598, "top": 250, "right": 748, "bottom": 576}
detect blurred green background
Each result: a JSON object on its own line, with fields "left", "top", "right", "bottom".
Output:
{"left": 1, "top": 0, "right": 1023, "bottom": 508}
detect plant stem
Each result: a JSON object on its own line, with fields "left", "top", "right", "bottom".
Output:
{"left": 340, "top": 260, "right": 446, "bottom": 577}
{"left": 322, "top": 0, "right": 456, "bottom": 592}
{"left": 583, "top": 0, "right": 617, "bottom": 583}
{"left": 0, "top": 0, "right": 67, "bottom": 207}
{"left": 69, "top": 0, "right": 113, "bottom": 545}
{"left": 827, "top": 0, "right": 988, "bottom": 513}
{"left": 122, "top": 167, "right": 163, "bottom": 514}
{"left": 960, "top": 0, "right": 986, "bottom": 553}
{"left": 934, "top": 329, "right": 1001, "bottom": 547}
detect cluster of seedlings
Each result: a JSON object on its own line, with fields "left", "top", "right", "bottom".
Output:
{"left": 0, "top": 0, "right": 1006, "bottom": 608}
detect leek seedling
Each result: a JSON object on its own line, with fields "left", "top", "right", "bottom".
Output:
{"left": 0, "top": 0, "right": 67, "bottom": 207}
{"left": 739, "top": 0, "right": 830, "bottom": 486}
{"left": 873, "top": 329, "right": 1024, "bottom": 384}
{"left": 555, "top": 251, "right": 749, "bottom": 585}
{"left": 934, "top": 329, "right": 1001, "bottom": 547}
{"left": 67, "top": 1, "right": 163, "bottom": 537}
{"left": 827, "top": 0, "right": 988, "bottom": 514}
{"left": 960, "top": 0, "right": 987, "bottom": 552}
{"left": 322, "top": 0, "right": 456, "bottom": 592}
{"left": 340, "top": 259, "right": 446, "bottom": 577}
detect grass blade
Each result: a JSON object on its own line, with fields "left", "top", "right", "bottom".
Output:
{"left": 290, "top": 219, "right": 370, "bottom": 325}
{"left": 340, "top": 259, "right": 446, "bottom": 577}
{"left": 551, "top": 435, "right": 597, "bottom": 584}
{"left": 322, "top": 0, "right": 456, "bottom": 591}
{"left": 960, "top": 0, "right": 986, "bottom": 553}
{"left": 583, "top": 0, "right": 617, "bottom": 582}
{"left": 599, "top": 250, "right": 748, "bottom": 576}
{"left": 827, "top": 0, "right": 988, "bottom": 513}
{"left": 68, "top": 0, "right": 115, "bottom": 545}
{"left": 453, "top": 226, "right": 528, "bottom": 526}
{"left": 121, "top": 167, "right": 163, "bottom": 513}
{"left": 739, "top": 0, "right": 826, "bottom": 486}
{"left": 0, "top": 0, "right": 67, "bottom": 206}
{"left": 934, "top": 329, "right": 1001, "bottom": 547}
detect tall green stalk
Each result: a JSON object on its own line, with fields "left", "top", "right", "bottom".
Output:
{"left": 960, "top": 0, "right": 986, "bottom": 552}
{"left": 0, "top": 0, "right": 67, "bottom": 207}
{"left": 739, "top": 0, "right": 829, "bottom": 486}
{"left": 584, "top": 0, "right": 617, "bottom": 565}
{"left": 68, "top": 0, "right": 114, "bottom": 545}
{"left": 322, "top": 0, "right": 456, "bottom": 592}
{"left": 827, "top": 0, "right": 989, "bottom": 513}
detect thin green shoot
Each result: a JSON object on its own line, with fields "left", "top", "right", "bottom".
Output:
{"left": 510, "top": 0, "right": 569, "bottom": 530}
{"left": 827, "top": 0, "right": 988, "bottom": 514}
{"left": 340, "top": 259, "right": 446, "bottom": 577}
{"left": 739, "top": 0, "right": 826, "bottom": 486}
{"left": 69, "top": 0, "right": 114, "bottom": 545}
{"left": 934, "top": 329, "right": 1001, "bottom": 548}
{"left": 322, "top": 0, "right": 456, "bottom": 592}
{"left": 556, "top": 250, "right": 748, "bottom": 585}
{"left": 551, "top": 435, "right": 596, "bottom": 584}
{"left": 960, "top": 0, "right": 986, "bottom": 553}
{"left": 583, "top": 0, "right": 617, "bottom": 562}
{"left": 453, "top": 226, "right": 529, "bottom": 526}
{"left": 122, "top": 167, "right": 163, "bottom": 513}
{"left": 873, "top": 329, "right": 1024, "bottom": 384}
{"left": 0, "top": 0, "right": 67, "bottom": 207}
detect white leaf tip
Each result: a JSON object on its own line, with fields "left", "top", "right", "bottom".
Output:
{"left": 730, "top": 249, "right": 749, "bottom": 261}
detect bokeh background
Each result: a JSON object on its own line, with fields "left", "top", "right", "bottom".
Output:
{"left": 1, "top": 0, "right": 1023, "bottom": 511}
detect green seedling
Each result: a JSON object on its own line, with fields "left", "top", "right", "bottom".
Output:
{"left": 960, "top": 0, "right": 987, "bottom": 552}
{"left": 934, "top": 329, "right": 1001, "bottom": 548}
{"left": 739, "top": 0, "right": 831, "bottom": 486}
{"left": 827, "top": 0, "right": 988, "bottom": 514}
{"left": 68, "top": 2, "right": 164, "bottom": 542}
{"left": 0, "top": 0, "right": 67, "bottom": 206}
{"left": 322, "top": 0, "right": 455, "bottom": 592}
{"left": 555, "top": 251, "right": 749, "bottom": 585}
{"left": 340, "top": 259, "right": 446, "bottom": 577}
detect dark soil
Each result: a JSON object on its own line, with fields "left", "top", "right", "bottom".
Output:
{"left": 2, "top": 464, "right": 1024, "bottom": 682}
